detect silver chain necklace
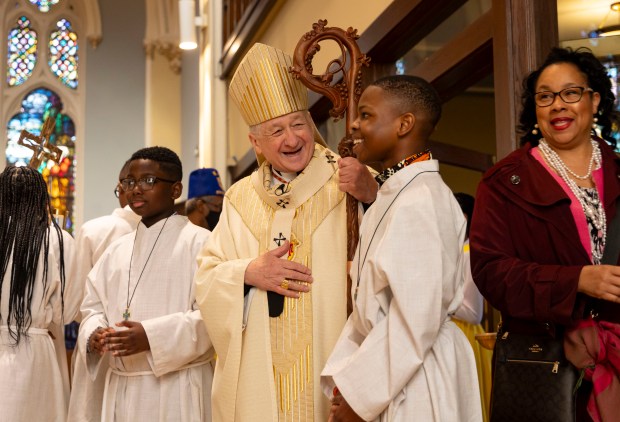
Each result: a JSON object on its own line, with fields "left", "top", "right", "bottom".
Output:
{"left": 124, "top": 215, "right": 172, "bottom": 321}
{"left": 538, "top": 139, "right": 606, "bottom": 261}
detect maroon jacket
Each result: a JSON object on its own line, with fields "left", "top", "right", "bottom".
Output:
{"left": 470, "top": 139, "right": 620, "bottom": 333}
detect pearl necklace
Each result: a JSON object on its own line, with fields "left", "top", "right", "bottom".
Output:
{"left": 538, "top": 139, "right": 601, "bottom": 180}
{"left": 538, "top": 139, "right": 606, "bottom": 261}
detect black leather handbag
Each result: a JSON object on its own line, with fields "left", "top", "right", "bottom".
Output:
{"left": 490, "top": 330, "right": 579, "bottom": 422}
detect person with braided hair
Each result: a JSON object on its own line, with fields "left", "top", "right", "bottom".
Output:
{"left": 0, "top": 165, "right": 77, "bottom": 421}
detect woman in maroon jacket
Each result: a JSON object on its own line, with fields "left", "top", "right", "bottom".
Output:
{"left": 470, "top": 47, "right": 620, "bottom": 421}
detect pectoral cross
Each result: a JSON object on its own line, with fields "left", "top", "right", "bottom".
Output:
{"left": 123, "top": 308, "right": 131, "bottom": 321}
{"left": 17, "top": 116, "right": 63, "bottom": 169}
{"left": 274, "top": 233, "right": 286, "bottom": 246}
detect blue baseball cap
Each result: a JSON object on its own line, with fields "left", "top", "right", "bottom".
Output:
{"left": 188, "top": 168, "right": 225, "bottom": 199}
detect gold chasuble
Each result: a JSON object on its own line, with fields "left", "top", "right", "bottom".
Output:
{"left": 226, "top": 143, "right": 342, "bottom": 420}
{"left": 197, "top": 154, "right": 348, "bottom": 421}
{"left": 196, "top": 42, "right": 348, "bottom": 422}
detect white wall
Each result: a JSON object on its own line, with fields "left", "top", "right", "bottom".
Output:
{"left": 82, "top": 0, "right": 146, "bottom": 222}
{"left": 195, "top": 0, "right": 228, "bottom": 188}
{"left": 180, "top": 48, "right": 200, "bottom": 197}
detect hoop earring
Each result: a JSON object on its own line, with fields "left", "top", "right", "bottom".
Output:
{"left": 531, "top": 123, "right": 539, "bottom": 135}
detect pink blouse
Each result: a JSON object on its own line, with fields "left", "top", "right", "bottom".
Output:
{"left": 530, "top": 146, "right": 605, "bottom": 263}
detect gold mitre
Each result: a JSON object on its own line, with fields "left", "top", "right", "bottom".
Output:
{"left": 229, "top": 43, "right": 308, "bottom": 126}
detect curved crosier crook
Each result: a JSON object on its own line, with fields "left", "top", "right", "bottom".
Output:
{"left": 290, "top": 19, "right": 371, "bottom": 315}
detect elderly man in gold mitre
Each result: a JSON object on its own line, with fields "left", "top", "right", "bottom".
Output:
{"left": 195, "top": 42, "right": 376, "bottom": 421}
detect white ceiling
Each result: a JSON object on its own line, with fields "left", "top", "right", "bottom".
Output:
{"left": 558, "top": 0, "right": 620, "bottom": 40}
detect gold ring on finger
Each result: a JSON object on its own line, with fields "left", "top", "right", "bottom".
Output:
{"left": 281, "top": 279, "right": 289, "bottom": 290}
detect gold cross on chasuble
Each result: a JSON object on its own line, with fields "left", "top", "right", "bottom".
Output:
{"left": 17, "top": 117, "right": 63, "bottom": 169}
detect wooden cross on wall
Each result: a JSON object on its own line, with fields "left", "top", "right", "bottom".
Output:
{"left": 17, "top": 116, "right": 62, "bottom": 169}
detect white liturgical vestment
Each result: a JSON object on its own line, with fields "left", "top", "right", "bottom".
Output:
{"left": 195, "top": 144, "right": 348, "bottom": 422}
{"left": 68, "top": 205, "right": 140, "bottom": 422}
{"left": 321, "top": 160, "right": 483, "bottom": 421}
{"left": 68, "top": 205, "right": 140, "bottom": 318}
{"left": 1, "top": 228, "right": 77, "bottom": 421}
{"left": 79, "top": 215, "right": 214, "bottom": 421}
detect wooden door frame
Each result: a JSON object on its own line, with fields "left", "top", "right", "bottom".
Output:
{"left": 492, "top": 0, "right": 558, "bottom": 159}
{"left": 227, "top": 0, "right": 558, "bottom": 178}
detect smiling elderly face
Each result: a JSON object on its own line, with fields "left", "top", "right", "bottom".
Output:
{"left": 249, "top": 111, "right": 315, "bottom": 173}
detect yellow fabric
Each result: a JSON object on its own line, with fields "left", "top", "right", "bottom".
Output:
{"left": 229, "top": 43, "right": 328, "bottom": 166}
{"left": 229, "top": 43, "right": 308, "bottom": 127}
{"left": 453, "top": 318, "right": 492, "bottom": 422}
{"left": 195, "top": 144, "right": 348, "bottom": 421}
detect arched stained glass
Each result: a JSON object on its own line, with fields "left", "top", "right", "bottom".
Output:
{"left": 7, "top": 16, "right": 37, "bottom": 87}
{"left": 49, "top": 18, "right": 78, "bottom": 89}
{"left": 6, "top": 88, "right": 76, "bottom": 232}
{"left": 28, "top": 0, "right": 60, "bottom": 13}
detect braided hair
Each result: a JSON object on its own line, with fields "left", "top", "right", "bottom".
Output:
{"left": 0, "top": 166, "right": 65, "bottom": 345}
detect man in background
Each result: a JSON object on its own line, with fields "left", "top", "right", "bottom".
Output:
{"left": 185, "top": 168, "right": 225, "bottom": 231}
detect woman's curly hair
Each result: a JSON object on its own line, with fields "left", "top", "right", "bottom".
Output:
{"left": 518, "top": 47, "right": 618, "bottom": 148}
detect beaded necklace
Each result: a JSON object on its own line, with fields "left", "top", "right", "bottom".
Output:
{"left": 539, "top": 139, "right": 601, "bottom": 180}
{"left": 374, "top": 149, "right": 432, "bottom": 186}
{"left": 538, "top": 138, "right": 606, "bottom": 262}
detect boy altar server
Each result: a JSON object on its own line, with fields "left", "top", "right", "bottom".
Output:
{"left": 321, "top": 75, "right": 482, "bottom": 421}
{"left": 68, "top": 159, "right": 140, "bottom": 422}
{"left": 78, "top": 146, "right": 214, "bottom": 421}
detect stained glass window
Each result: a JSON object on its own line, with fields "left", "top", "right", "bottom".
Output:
{"left": 49, "top": 18, "right": 78, "bottom": 89}
{"left": 28, "top": 0, "right": 60, "bottom": 13}
{"left": 6, "top": 88, "right": 76, "bottom": 232}
{"left": 7, "top": 16, "right": 37, "bottom": 87}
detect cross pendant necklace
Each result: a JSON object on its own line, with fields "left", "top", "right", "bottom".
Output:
{"left": 125, "top": 215, "right": 171, "bottom": 321}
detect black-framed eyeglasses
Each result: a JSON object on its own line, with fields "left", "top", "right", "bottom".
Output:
{"left": 120, "top": 176, "right": 177, "bottom": 191}
{"left": 114, "top": 185, "right": 121, "bottom": 198}
{"left": 534, "top": 86, "right": 593, "bottom": 107}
